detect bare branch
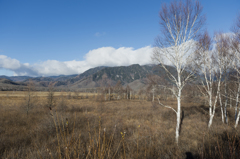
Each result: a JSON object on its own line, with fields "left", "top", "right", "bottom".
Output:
{"left": 158, "top": 98, "right": 177, "bottom": 114}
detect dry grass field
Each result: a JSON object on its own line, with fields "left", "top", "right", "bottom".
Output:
{"left": 0, "top": 91, "right": 97, "bottom": 97}
{"left": 0, "top": 91, "right": 239, "bottom": 159}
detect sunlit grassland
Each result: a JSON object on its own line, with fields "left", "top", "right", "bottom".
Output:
{"left": 0, "top": 91, "right": 239, "bottom": 159}
{"left": 0, "top": 91, "right": 98, "bottom": 97}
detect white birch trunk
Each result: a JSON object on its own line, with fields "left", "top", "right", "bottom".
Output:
{"left": 175, "top": 70, "right": 181, "bottom": 144}
{"left": 208, "top": 115, "right": 214, "bottom": 128}
{"left": 224, "top": 79, "right": 228, "bottom": 124}
{"left": 208, "top": 72, "right": 221, "bottom": 129}
{"left": 175, "top": 91, "right": 181, "bottom": 144}
{"left": 230, "top": 94, "right": 232, "bottom": 108}
{"left": 219, "top": 93, "right": 225, "bottom": 123}
{"left": 224, "top": 104, "right": 228, "bottom": 124}
{"left": 234, "top": 81, "right": 240, "bottom": 128}
{"left": 208, "top": 91, "right": 214, "bottom": 128}
{"left": 152, "top": 89, "right": 155, "bottom": 102}
{"left": 235, "top": 109, "right": 240, "bottom": 128}
{"left": 235, "top": 82, "right": 240, "bottom": 121}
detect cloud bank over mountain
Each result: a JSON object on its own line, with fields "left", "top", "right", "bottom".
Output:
{"left": 0, "top": 46, "right": 153, "bottom": 76}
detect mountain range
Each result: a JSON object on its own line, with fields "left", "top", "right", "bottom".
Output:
{"left": 0, "top": 64, "right": 177, "bottom": 91}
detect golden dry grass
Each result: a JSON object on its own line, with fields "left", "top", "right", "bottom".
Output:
{"left": 0, "top": 91, "right": 97, "bottom": 97}
{"left": 0, "top": 91, "right": 239, "bottom": 159}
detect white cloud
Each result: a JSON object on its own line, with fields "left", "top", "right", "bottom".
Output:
{"left": 0, "top": 46, "right": 154, "bottom": 76}
{"left": 0, "top": 55, "right": 21, "bottom": 69}
{"left": 85, "top": 46, "right": 153, "bottom": 67}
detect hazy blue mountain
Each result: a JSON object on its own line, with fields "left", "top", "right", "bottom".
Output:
{"left": 0, "top": 64, "right": 179, "bottom": 90}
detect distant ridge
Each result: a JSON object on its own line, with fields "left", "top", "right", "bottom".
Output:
{"left": 0, "top": 75, "right": 31, "bottom": 82}
{"left": 0, "top": 64, "right": 178, "bottom": 91}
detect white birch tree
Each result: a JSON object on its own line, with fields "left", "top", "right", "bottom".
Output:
{"left": 228, "top": 72, "right": 240, "bottom": 128}
{"left": 215, "top": 33, "right": 234, "bottom": 124}
{"left": 193, "top": 32, "right": 224, "bottom": 128}
{"left": 231, "top": 14, "right": 240, "bottom": 128}
{"left": 152, "top": 0, "right": 205, "bottom": 144}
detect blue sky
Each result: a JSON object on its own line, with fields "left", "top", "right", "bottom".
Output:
{"left": 0, "top": 0, "right": 239, "bottom": 76}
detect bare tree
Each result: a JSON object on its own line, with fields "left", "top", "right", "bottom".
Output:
{"left": 47, "top": 82, "right": 56, "bottom": 111}
{"left": 100, "top": 73, "right": 108, "bottom": 101}
{"left": 228, "top": 71, "right": 240, "bottom": 128}
{"left": 231, "top": 14, "right": 240, "bottom": 127}
{"left": 114, "top": 80, "right": 123, "bottom": 100}
{"left": 152, "top": 0, "right": 205, "bottom": 144}
{"left": 74, "top": 90, "right": 79, "bottom": 99}
{"left": 100, "top": 73, "right": 113, "bottom": 101}
{"left": 145, "top": 74, "right": 162, "bottom": 102}
{"left": 194, "top": 31, "right": 224, "bottom": 128}
{"left": 25, "top": 80, "right": 35, "bottom": 116}
{"left": 138, "top": 88, "right": 146, "bottom": 100}
{"left": 215, "top": 33, "right": 234, "bottom": 124}
{"left": 125, "top": 85, "right": 132, "bottom": 100}
{"left": 234, "top": 76, "right": 240, "bottom": 128}
{"left": 107, "top": 83, "right": 113, "bottom": 101}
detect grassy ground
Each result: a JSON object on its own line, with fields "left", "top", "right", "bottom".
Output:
{"left": 0, "top": 91, "right": 97, "bottom": 97}
{"left": 0, "top": 91, "right": 239, "bottom": 159}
